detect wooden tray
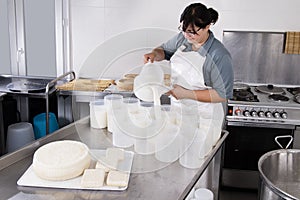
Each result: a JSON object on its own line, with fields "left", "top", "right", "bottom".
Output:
{"left": 56, "top": 79, "right": 115, "bottom": 91}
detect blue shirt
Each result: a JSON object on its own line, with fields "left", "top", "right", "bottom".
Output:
{"left": 160, "top": 31, "right": 234, "bottom": 99}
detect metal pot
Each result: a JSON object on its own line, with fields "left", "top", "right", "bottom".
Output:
{"left": 258, "top": 149, "right": 300, "bottom": 200}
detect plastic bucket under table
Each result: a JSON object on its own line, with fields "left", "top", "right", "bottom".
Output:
{"left": 33, "top": 112, "right": 59, "bottom": 139}
{"left": 6, "top": 122, "right": 35, "bottom": 153}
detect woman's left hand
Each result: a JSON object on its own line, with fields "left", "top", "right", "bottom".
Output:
{"left": 166, "top": 84, "right": 196, "bottom": 100}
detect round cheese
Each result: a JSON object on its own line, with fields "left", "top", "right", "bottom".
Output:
{"left": 123, "top": 73, "right": 138, "bottom": 79}
{"left": 32, "top": 140, "right": 91, "bottom": 181}
{"left": 116, "top": 79, "right": 133, "bottom": 91}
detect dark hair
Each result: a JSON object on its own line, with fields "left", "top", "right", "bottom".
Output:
{"left": 180, "top": 3, "right": 218, "bottom": 33}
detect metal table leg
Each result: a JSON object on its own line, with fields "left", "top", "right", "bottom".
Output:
{"left": 45, "top": 71, "right": 75, "bottom": 134}
{"left": 0, "top": 93, "right": 6, "bottom": 155}
{"left": 193, "top": 143, "right": 223, "bottom": 200}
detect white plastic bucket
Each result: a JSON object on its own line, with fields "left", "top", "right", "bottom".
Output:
{"left": 134, "top": 62, "right": 168, "bottom": 104}
{"left": 89, "top": 99, "right": 107, "bottom": 129}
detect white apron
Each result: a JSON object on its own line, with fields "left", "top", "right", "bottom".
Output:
{"left": 170, "top": 45, "right": 224, "bottom": 167}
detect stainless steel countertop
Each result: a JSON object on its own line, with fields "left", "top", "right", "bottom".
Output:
{"left": 0, "top": 117, "right": 228, "bottom": 200}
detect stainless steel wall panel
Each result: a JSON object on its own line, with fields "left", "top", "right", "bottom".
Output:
{"left": 223, "top": 31, "right": 300, "bottom": 85}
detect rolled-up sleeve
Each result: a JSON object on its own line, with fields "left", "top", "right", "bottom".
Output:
{"left": 160, "top": 33, "right": 185, "bottom": 60}
{"left": 207, "top": 53, "right": 234, "bottom": 99}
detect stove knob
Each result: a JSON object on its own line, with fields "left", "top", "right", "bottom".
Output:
{"left": 251, "top": 110, "right": 257, "bottom": 117}
{"left": 258, "top": 111, "right": 265, "bottom": 117}
{"left": 281, "top": 112, "right": 288, "bottom": 119}
{"left": 265, "top": 111, "right": 272, "bottom": 118}
{"left": 273, "top": 111, "right": 280, "bottom": 118}
{"left": 234, "top": 109, "right": 242, "bottom": 116}
{"left": 267, "top": 84, "right": 274, "bottom": 90}
{"left": 243, "top": 110, "right": 250, "bottom": 117}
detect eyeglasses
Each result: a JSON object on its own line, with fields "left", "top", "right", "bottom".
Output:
{"left": 178, "top": 25, "right": 201, "bottom": 36}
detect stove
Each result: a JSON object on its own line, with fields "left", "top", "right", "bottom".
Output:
{"left": 227, "top": 83, "right": 300, "bottom": 127}
{"left": 223, "top": 83, "right": 300, "bottom": 189}
{"left": 287, "top": 87, "right": 300, "bottom": 95}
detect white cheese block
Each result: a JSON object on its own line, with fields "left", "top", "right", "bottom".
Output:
{"left": 81, "top": 169, "right": 105, "bottom": 188}
{"left": 32, "top": 140, "right": 91, "bottom": 181}
{"left": 106, "top": 170, "right": 129, "bottom": 187}
{"left": 106, "top": 148, "right": 125, "bottom": 160}
{"left": 95, "top": 161, "right": 111, "bottom": 173}
{"left": 97, "top": 156, "right": 119, "bottom": 171}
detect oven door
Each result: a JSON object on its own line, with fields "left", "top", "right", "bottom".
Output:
{"left": 222, "top": 121, "right": 296, "bottom": 189}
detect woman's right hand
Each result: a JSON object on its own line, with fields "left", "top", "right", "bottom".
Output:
{"left": 143, "top": 48, "right": 165, "bottom": 64}
{"left": 143, "top": 52, "right": 156, "bottom": 63}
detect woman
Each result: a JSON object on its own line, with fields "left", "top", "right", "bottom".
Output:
{"left": 144, "top": 2, "right": 233, "bottom": 105}
{"left": 143, "top": 3, "right": 233, "bottom": 160}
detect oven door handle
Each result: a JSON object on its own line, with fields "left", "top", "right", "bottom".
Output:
{"left": 275, "top": 135, "right": 293, "bottom": 149}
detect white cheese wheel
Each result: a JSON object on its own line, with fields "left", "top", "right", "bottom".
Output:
{"left": 81, "top": 169, "right": 105, "bottom": 188}
{"left": 32, "top": 140, "right": 91, "bottom": 181}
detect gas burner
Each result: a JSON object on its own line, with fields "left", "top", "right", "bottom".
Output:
{"left": 287, "top": 87, "right": 300, "bottom": 95}
{"left": 268, "top": 94, "right": 289, "bottom": 102}
{"left": 233, "top": 83, "right": 250, "bottom": 91}
{"left": 294, "top": 94, "right": 300, "bottom": 104}
{"left": 256, "top": 84, "right": 285, "bottom": 95}
{"left": 232, "top": 90, "right": 259, "bottom": 102}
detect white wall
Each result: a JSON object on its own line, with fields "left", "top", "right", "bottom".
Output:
{"left": 70, "top": 0, "right": 300, "bottom": 79}
{"left": 216, "top": 0, "right": 300, "bottom": 34}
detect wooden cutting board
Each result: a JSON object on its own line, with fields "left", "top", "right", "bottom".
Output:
{"left": 285, "top": 32, "right": 300, "bottom": 54}
{"left": 56, "top": 79, "right": 115, "bottom": 91}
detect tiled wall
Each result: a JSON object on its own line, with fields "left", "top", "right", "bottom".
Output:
{"left": 70, "top": 0, "right": 300, "bottom": 78}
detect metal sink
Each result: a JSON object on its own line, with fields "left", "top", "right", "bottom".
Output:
{"left": 0, "top": 74, "right": 54, "bottom": 94}
{"left": 0, "top": 72, "right": 75, "bottom": 135}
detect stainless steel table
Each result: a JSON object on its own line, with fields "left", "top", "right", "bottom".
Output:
{"left": 57, "top": 87, "right": 134, "bottom": 123}
{"left": 0, "top": 117, "right": 228, "bottom": 200}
